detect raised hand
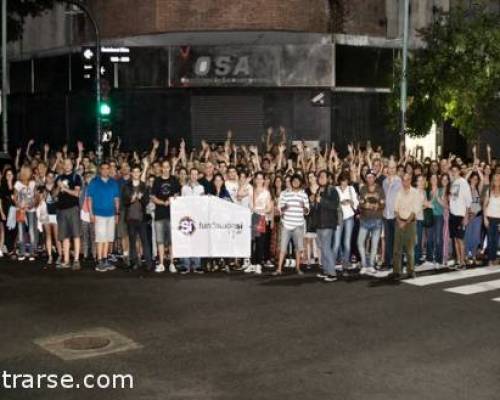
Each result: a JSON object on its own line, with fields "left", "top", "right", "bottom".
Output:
{"left": 152, "top": 138, "right": 160, "bottom": 149}
{"left": 77, "top": 141, "right": 84, "bottom": 152}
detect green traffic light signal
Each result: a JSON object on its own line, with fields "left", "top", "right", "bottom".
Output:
{"left": 100, "top": 103, "right": 111, "bottom": 116}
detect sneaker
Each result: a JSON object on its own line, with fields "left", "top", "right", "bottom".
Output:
{"left": 271, "top": 270, "right": 282, "bottom": 276}
{"left": 296, "top": 269, "right": 304, "bottom": 276}
{"left": 72, "top": 260, "right": 81, "bottom": 271}
{"left": 242, "top": 258, "right": 251, "bottom": 268}
{"left": 95, "top": 263, "right": 107, "bottom": 272}
{"left": 59, "top": 263, "right": 71, "bottom": 269}
{"left": 155, "top": 264, "right": 165, "bottom": 273}
{"left": 243, "top": 265, "right": 256, "bottom": 273}
{"left": 255, "top": 264, "right": 262, "bottom": 275}
{"left": 289, "top": 259, "right": 297, "bottom": 268}
{"left": 28, "top": 255, "right": 35, "bottom": 261}
{"left": 193, "top": 268, "right": 204, "bottom": 274}
{"left": 323, "top": 275, "right": 338, "bottom": 282}
{"left": 264, "top": 260, "right": 274, "bottom": 268}
{"left": 55, "top": 255, "right": 62, "bottom": 265}
{"left": 360, "top": 267, "right": 367, "bottom": 275}
{"left": 109, "top": 254, "right": 118, "bottom": 263}
{"left": 180, "top": 268, "right": 190, "bottom": 275}
{"left": 47, "top": 256, "right": 53, "bottom": 265}
{"left": 284, "top": 259, "right": 291, "bottom": 268}
{"left": 316, "top": 273, "right": 327, "bottom": 279}
{"left": 223, "top": 265, "right": 231, "bottom": 274}
{"left": 169, "top": 263, "right": 177, "bottom": 274}
{"left": 18, "top": 255, "right": 26, "bottom": 261}
{"left": 104, "top": 261, "right": 116, "bottom": 271}
{"left": 367, "top": 267, "right": 377, "bottom": 275}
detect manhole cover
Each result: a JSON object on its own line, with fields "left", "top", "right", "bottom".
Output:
{"left": 35, "top": 327, "right": 142, "bottom": 360}
{"left": 63, "top": 336, "right": 111, "bottom": 351}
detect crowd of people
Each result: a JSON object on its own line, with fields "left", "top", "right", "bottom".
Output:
{"left": 1, "top": 128, "right": 499, "bottom": 282}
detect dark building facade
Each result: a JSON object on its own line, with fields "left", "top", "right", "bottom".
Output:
{"left": 7, "top": 0, "right": 456, "bottom": 153}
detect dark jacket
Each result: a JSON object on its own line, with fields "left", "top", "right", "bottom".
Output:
{"left": 314, "top": 185, "right": 340, "bottom": 229}
{"left": 121, "top": 181, "right": 150, "bottom": 222}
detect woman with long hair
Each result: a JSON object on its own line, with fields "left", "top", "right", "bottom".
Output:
{"left": 440, "top": 173, "right": 451, "bottom": 267}
{"left": 304, "top": 171, "right": 319, "bottom": 267}
{"left": 41, "top": 171, "right": 62, "bottom": 265}
{"left": 333, "top": 172, "right": 359, "bottom": 272}
{"left": 0, "top": 168, "right": 16, "bottom": 257}
{"left": 270, "top": 175, "right": 284, "bottom": 265}
{"left": 14, "top": 165, "right": 39, "bottom": 261}
{"left": 414, "top": 175, "right": 427, "bottom": 266}
{"left": 464, "top": 172, "right": 484, "bottom": 266}
{"left": 246, "top": 171, "right": 272, "bottom": 274}
{"left": 484, "top": 173, "right": 500, "bottom": 266}
{"left": 213, "top": 173, "right": 232, "bottom": 201}
{"left": 426, "top": 173, "right": 445, "bottom": 265}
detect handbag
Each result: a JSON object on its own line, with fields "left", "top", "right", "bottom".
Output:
{"left": 16, "top": 208, "right": 26, "bottom": 224}
{"left": 256, "top": 215, "right": 267, "bottom": 233}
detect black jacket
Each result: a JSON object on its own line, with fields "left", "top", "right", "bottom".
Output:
{"left": 314, "top": 185, "right": 340, "bottom": 229}
{"left": 121, "top": 181, "right": 150, "bottom": 222}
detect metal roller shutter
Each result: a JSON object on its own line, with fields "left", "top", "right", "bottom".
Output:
{"left": 191, "top": 95, "right": 264, "bottom": 145}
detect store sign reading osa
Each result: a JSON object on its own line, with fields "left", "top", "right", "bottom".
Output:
{"left": 194, "top": 56, "right": 250, "bottom": 77}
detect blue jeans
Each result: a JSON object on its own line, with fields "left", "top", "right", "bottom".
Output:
{"left": 357, "top": 218, "right": 382, "bottom": 269}
{"left": 17, "top": 212, "right": 38, "bottom": 256}
{"left": 333, "top": 217, "right": 354, "bottom": 267}
{"left": 426, "top": 215, "right": 443, "bottom": 263}
{"left": 487, "top": 218, "right": 500, "bottom": 262}
{"left": 383, "top": 218, "right": 396, "bottom": 266}
{"left": 316, "top": 228, "right": 335, "bottom": 276}
{"left": 414, "top": 220, "right": 424, "bottom": 265}
{"left": 465, "top": 214, "right": 483, "bottom": 258}
{"left": 182, "top": 258, "right": 201, "bottom": 271}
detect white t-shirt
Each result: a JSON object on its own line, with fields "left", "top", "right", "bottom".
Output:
{"left": 449, "top": 177, "right": 472, "bottom": 217}
{"left": 225, "top": 180, "right": 239, "bottom": 203}
{"left": 336, "top": 185, "right": 359, "bottom": 220}
{"left": 14, "top": 180, "right": 36, "bottom": 212}
{"left": 238, "top": 183, "right": 253, "bottom": 210}
{"left": 252, "top": 189, "right": 271, "bottom": 216}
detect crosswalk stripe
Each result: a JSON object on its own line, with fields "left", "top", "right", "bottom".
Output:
{"left": 403, "top": 266, "right": 500, "bottom": 287}
{"left": 444, "top": 279, "right": 500, "bottom": 295}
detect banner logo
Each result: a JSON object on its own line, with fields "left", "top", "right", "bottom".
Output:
{"left": 178, "top": 216, "right": 196, "bottom": 236}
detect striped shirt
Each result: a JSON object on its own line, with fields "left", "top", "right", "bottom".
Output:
{"left": 279, "top": 189, "right": 310, "bottom": 230}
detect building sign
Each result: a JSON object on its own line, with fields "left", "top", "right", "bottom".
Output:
{"left": 171, "top": 45, "right": 279, "bottom": 87}
{"left": 170, "top": 44, "right": 334, "bottom": 87}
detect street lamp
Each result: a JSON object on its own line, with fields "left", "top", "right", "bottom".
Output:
{"left": 400, "top": 0, "right": 410, "bottom": 138}
{"left": 64, "top": 0, "right": 102, "bottom": 163}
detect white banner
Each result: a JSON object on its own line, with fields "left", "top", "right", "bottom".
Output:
{"left": 170, "top": 196, "right": 252, "bottom": 258}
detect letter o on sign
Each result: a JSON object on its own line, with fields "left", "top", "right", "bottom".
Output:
{"left": 194, "top": 57, "right": 211, "bottom": 76}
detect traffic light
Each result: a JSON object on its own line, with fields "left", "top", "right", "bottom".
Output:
{"left": 99, "top": 102, "right": 111, "bottom": 117}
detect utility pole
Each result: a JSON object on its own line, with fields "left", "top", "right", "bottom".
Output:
{"left": 1, "top": 0, "right": 9, "bottom": 155}
{"left": 400, "top": 0, "right": 410, "bottom": 137}
{"left": 66, "top": 0, "right": 101, "bottom": 163}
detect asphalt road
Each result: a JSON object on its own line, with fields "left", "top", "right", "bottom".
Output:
{"left": 1, "top": 260, "right": 500, "bottom": 400}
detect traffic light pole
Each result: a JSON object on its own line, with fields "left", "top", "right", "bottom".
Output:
{"left": 2, "top": 0, "right": 9, "bottom": 155}
{"left": 65, "top": 0, "right": 102, "bottom": 163}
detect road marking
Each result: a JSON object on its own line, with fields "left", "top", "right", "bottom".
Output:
{"left": 403, "top": 266, "right": 500, "bottom": 287}
{"left": 491, "top": 297, "right": 500, "bottom": 303}
{"left": 444, "top": 278, "right": 500, "bottom": 295}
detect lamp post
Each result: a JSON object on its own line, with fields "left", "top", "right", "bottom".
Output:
{"left": 400, "top": 0, "right": 410, "bottom": 138}
{"left": 65, "top": 0, "right": 102, "bottom": 163}
{"left": 1, "top": 0, "right": 8, "bottom": 155}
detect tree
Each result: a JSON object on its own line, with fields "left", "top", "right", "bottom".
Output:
{"left": 388, "top": 3, "right": 500, "bottom": 139}
{"left": 1, "top": 0, "right": 55, "bottom": 42}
